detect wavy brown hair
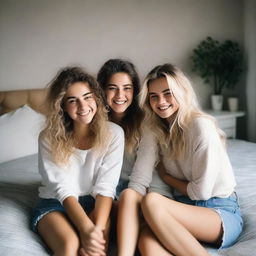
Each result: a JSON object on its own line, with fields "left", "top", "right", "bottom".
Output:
{"left": 41, "top": 67, "right": 109, "bottom": 164}
{"left": 97, "top": 59, "right": 144, "bottom": 152}
{"left": 140, "top": 63, "right": 225, "bottom": 159}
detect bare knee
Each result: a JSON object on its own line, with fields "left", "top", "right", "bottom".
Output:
{"left": 141, "top": 192, "right": 163, "bottom": 216}
{"left": 38, "top": 212, "right": 80, "bottom": 256}
{"left": 54, "top": 234, "right": 80, "bottom": 256}
{"left": 119, "top": 188, "right": 142, "bottom": 205}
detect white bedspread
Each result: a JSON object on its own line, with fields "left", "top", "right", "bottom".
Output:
{"left": 207, "top": 139, "right": 256, "bottom": 256}
{"left": 0, "top": 139, "right": 255, "bottom": 255}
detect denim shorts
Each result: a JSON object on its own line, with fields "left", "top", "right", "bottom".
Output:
{"left": 115, "top": 179, "right": 129, "bottom": 199}
{"left": 31, "top": 195, "right": 95, "bottom": 232}
{"left": 174, "top": 192, "right": 243, "bottom": 249}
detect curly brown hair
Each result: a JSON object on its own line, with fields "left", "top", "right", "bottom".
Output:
{"left": 41, "top": 66, "right": 109, "bottom": 164}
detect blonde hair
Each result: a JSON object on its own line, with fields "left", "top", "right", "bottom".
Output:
{"left": 41, "top": 67, "right": 109, "bottom": 164}
{"left": 140, "top": 63, "right": 225, "bottom": 159}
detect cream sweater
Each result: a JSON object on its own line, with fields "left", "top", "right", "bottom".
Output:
{"left": 129, "top": 117, "right": 236, "bottom": 200}
{"left": 120, "top": 149, "right": 173, "bottom": 198}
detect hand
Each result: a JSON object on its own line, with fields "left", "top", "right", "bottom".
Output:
{"left": 157, "top": 159, "right": 189, "bottom": 196}
{"left": 79, "top": 225, "right": 106, "bottom": 256}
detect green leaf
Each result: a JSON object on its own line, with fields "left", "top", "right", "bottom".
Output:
{"left": 190, "top": 37, "right": 243, "bottom": 94}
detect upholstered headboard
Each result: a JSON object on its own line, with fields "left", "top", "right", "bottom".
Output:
{"left": 0, "top": 89, "right": 48, "bottom": 115}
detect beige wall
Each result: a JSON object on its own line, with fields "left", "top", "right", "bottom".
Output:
{"left": 0, "top": 0, "right": 243, "bottom": 110}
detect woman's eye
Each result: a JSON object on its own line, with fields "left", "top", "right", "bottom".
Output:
{"left": 164, "top": 92, "right": 172, "bottom": 98}
{"left": 124, "top": 87, "right": 132, "bottom": 91}
{"left": 67, "top": 99, "right": 76, "bottom": 104}
{"left": 107, "top": 87, "right": 116, "bottom": 90}
{"left": 84, "top": 95, "right": 92, "bottom": 100}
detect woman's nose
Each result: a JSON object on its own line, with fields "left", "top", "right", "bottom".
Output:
{"left": 116, "top": 89, "right": 124, "bottom": 98}
{"left": 158, "top": 95, "right": 166, "bottom": 104}
{"left": 78, "top": 99, "right": 87, "bottom": 109}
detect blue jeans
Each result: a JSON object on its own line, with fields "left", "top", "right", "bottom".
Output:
{"left": 115, "top": 179, "right": 129, "bottom": 199}
{"left": 31, "top": 195, "right": 95, "bottom": 232}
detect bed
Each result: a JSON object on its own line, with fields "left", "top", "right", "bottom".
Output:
{"left": 0, "top": 89, "right": 256, "bottom": 256}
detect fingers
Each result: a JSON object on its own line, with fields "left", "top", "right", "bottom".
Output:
{"left": 79, "top": 247, "right": 103, "bottom": 256}
{"left": 88, "top": 237, "right": 105, "bottom": 254}
{"left": 82, "top": 242, "right": 105, "bottom": 256}
{"left": 92, "top": 226, "right": 106, "bottom": 243}
{"left": 79, "top": 248, "right": 89, "bottom": 256}
{"left": 80, "top": 227, "right": 106, "bottom": 256}
{"left": 89, "top": 228, "right": 106, "bottom": 250}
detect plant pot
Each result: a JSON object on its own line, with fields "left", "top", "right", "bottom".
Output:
{"left": 228, "top": 97, "right": 238, "bottom": 112}
{"left": 211, "top": 95, "right": 223, "bottom": 111}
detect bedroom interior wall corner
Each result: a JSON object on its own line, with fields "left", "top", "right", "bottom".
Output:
{"left": 244, "top": 0, "right": 256, "bottom": 142}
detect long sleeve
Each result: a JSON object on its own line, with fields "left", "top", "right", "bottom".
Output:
{"left": 38, "top": 136, "right": 77, "bottom": 204}
{"left": 128, "top": 129, "right": 158, "bottom": 195}
{"left": 186, "top": 118, "right": 236, "bottom": 200}
{"left": 38, "top": 122, "right": 125, "bottom": 203}
{"left": 91, "top": 123, "right": 125, "bottom": 199}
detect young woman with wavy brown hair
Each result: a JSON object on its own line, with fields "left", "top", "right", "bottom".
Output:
{"left": 31, "top": 66, "right": 124, "bottom": 256}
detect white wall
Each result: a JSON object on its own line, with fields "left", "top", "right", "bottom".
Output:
{"left": 244, "top": 0, "right": 256, "bottom": 142}
{"left": 0, "top": 0, "right": 243, "bottom": 109}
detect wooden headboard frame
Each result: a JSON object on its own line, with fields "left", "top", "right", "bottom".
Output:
{"left": 0, "top": 89, "right": 48, "bottom": 115}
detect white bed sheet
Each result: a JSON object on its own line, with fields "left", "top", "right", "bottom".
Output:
{"left": 0, "top": 139, "right": 255, "bottom": 255}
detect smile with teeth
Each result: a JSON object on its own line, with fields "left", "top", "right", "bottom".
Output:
{"left": 77, "top": 110, "right": 90, "bottom": 116}
{"left": 158, "top": 104, "right": 173, "bottom": 111}
{"left": 114, "top": 100, "right": 127, "bottom": 105}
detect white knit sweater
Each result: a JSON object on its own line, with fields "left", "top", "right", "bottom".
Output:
{"left": 38, "top": 122, "right": 124, "bottom": 204}
{"left": 129, "top": 117, "right": 236, "bottom": 200}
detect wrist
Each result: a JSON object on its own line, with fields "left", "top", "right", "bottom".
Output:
{"left": 95, "top": 219, "right": 107, "bottom": 230}
{"left": 79, "top": 222, "right": 95, "bottom": 235}
{"left": 95, "top": 224, "right": 105, "bottom": 234}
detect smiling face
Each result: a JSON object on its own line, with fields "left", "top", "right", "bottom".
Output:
{"left": 105, "top": 72, "right": 134, "bottom": 120}
{"left": 64, "top": 82, "right": 97, "bottom": 127}
{"left": 148, "top": 77, "right": 179, "bottom": 120}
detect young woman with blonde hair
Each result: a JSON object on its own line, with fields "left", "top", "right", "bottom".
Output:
{"left": 31, "top": 67, "right": 124, "bottom": 256}
{"left": 128, "top": 63, "right": 243, "bottom": 255}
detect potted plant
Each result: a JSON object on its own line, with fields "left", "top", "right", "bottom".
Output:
{"left": 191, "top": 37, "right": 243, "bottom": 111}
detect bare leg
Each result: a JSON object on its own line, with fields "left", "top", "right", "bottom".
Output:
{"left": 141, "top": 193, "right": 222, "bottom": 256}
{"left": 38, "top": 211, "right": 80, "bottom": 256}
{"left": 139, "top": 225, "right": 173, "bottom": 256}
{"left": 117, "top": 188, "right": 142, "bottom": 256}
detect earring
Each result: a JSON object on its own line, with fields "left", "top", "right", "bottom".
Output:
{"left": 105, "top": 105, "right": 111, "bottom": 112}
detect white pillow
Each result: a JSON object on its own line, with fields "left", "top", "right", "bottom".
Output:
{"left": 0, "top": 105, "right": 45, "bottom": 163}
